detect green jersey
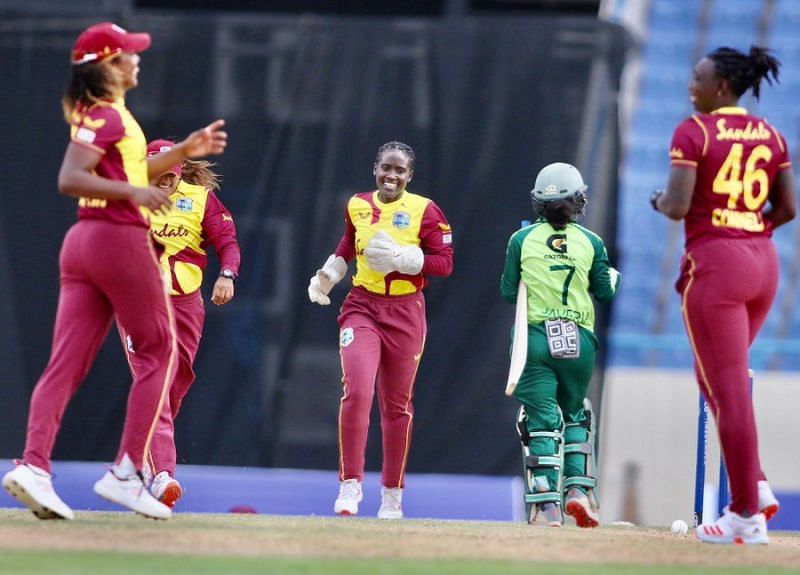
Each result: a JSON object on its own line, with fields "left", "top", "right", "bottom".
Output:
{"left": 500, "top": 220, "right": 619, "bottom": 332}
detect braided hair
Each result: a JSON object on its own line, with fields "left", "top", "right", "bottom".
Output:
{"left": 708, "top": 45, "right": 781, "bottom": 100}
{"left": 374, "top": 141, "right": 416, "bottom": 171}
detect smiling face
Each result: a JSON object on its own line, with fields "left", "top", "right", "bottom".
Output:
{"left": 151, "top": 171, "right": 180, "bottom": 194}
{"left": 374, "top": 148, "right": 413, "bottom": 203}
{"left": 688, "top": 56, "right": 727, "bottom": 113}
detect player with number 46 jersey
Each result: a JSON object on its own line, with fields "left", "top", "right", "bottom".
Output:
{"left": 652, "top": 45, "right": 796, "bottom": 545}
{"left": 667, "top": 75, "right": 791, "bottom": 249}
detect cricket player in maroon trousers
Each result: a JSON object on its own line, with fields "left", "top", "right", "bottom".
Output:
{"left": 118, "top": 139, "right": 240, "bottom": 509}
{"left": 2, "top": 22, "right": 227, "bottom": 521}
{"left": 652, "top": 45, "right": 795, "bottom": 544}
{"left": 308, "top": 141, "right": 453, "bottom": 519}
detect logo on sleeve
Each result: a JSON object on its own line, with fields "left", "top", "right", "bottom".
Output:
{"left": 392, "top": 211, "right": 411, "bottom": 229}
{"left": 669, "top": 147, "right": 684, "bottom": 159}
{"left": 340, "top": 327, "right": 355, "bottom": 348}
{"left": 222, "top": 213, "right": 233, "bottom": 222}
{"left": 546, "top": 234, "right": 567, "bottom": 254}
{"left": 439, "top": 223, "right": 452, "bottom": 244}
{"left": 75, "top": 127, "right": 97, "bottom": 144}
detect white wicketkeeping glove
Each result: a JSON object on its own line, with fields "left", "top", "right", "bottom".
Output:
{"left": 608, "top": 267, "right": 620, "bottom": 294}
{"left": 364, "top": 231, "right": 424, "bottom": 275}
{"left": 308, "top": 254, "right": 348, "bottom": 305}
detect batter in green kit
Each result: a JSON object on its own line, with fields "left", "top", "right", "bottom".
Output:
{"left": 500, "top": 162, "right": 620, "bottom": 528}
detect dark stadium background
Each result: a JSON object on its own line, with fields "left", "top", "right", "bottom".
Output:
{"left": 0, "top": 0, "right": 626, "bottom": 476}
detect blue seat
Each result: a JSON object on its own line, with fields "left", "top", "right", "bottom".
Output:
{"left": 772, "top": 0, "right": 800, "bottom": 25}
{"left": 710, "top": 0, "right": 762, "bottom": 21}
{"left": 607, "top": 344, "right": 647, "bottom": 368}
{"left": 624, "top": 148, "right": 667, "bottom": 173}
{"left": 705, "top": 30, "right": 760, "bottom": 53}
{"left": 649, "top": 0, "right": 700, "bottom": 22}
{"left": 612, "top": 291, "right": 657, "bottom": 332}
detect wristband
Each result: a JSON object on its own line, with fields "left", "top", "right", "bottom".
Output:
{"left": 220, "top": 269, "right": 237, "bottom": 282}
{"left": 650, "top": 189, "right": 664, "bottom": 212}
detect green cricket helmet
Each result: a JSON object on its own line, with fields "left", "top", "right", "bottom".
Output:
{"left": 530, "top": 162, "right": 588, "bottom": 220}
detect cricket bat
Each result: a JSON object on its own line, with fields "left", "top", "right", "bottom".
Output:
{"left": 505, "top": 280, "right": 528, "bottom": 396}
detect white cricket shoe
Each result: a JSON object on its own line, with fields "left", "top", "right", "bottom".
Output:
{"left": 758, "top": 480, "right": 779, "bottom": 521}
{"left": 2, "top": 463, "right": 74, "bottom": 520}
{"left": 377, "top": 487, "right": 403, "bottom": 519}
{"left": 333, "top": 479, "right": 362, "bottom": 516}
{"left": 696, "top": 510, "right": 768, "bottom": 545}
{"left": 564, "top": 488, "right": 599, "bottom": 528}
{"left": 93, "top": 470, "right": 172, "bottom": 519}
{"left": 150, "top": 471, "right": 183, "bottom": 509}
{"left": 532, "top": 502, "right": 563, "bottom": 527}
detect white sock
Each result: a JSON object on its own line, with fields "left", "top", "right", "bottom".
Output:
{"left": 26, "top": 463, "right": 51, "bottom": 478}
{"left": 112, "top": 453, "right": 137, "bottom": 478}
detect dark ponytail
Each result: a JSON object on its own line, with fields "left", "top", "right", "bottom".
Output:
{"left": 540, "top": 200, "right": 574, "bottom": 231}
{"left": 708, "top": 45, "right": 780, "bottom": 100}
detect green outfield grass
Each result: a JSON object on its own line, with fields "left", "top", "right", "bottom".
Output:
{"left": 1, "top": 552, "right": 799, "bottom": 575}
{"left": 0, "top": 510, "right": 797, "bottom": 575}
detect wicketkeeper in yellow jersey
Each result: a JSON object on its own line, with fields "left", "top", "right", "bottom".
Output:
{"left": 500, "top": 163, "right": 620, "bottom": 528}
{"left": 308, "top": 141, "right": 453, "bottom": 519}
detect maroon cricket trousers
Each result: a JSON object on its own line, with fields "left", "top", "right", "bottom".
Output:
{"left": 120, "top": 289, "right": 204, "bottom": 476}
{"left": 337, "top": 287, "right": 427, "bottom": 489}
{"left": 679, "top": 236, "right": 778, "bottom": 516}
{"left": 24, "top": 220, "right": 177, "bottom": 473}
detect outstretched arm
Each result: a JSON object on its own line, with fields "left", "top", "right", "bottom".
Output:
{"left": 147, "top": 119, "right": 227, "bottom": 180}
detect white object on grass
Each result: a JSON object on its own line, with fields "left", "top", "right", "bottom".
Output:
{"left": 670, "top": 519, "right": 689, "bottom": 535}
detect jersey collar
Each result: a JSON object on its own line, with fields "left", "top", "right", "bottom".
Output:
{"left": 711, "top": 106, "right": 747, "bottom": 116}
{"left": 373, "top": 189, "right": 406, "bottom": 207}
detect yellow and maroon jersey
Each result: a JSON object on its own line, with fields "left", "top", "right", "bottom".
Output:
{"left": 148, "top": 180, "right": 240, "bottom": 296}
{"left": 669, "top": 106, "right": 791, "bottom": 249}
{"left": 334, "top": 190, "right": 453, "bottom": 296}
{"left": 70, "top": 99, "right": 149, "bottom": 228}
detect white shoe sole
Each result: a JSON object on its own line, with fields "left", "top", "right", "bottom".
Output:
{"left": 696, "top": 533, "right": 769, "bottom": 545}
{"left": 93, "top": 475, "right": 171, "bottom": 520}
{"left": 2, "top": 474, "right": 74, "bottom": 520}
{"left": 377, "top": 510, "right": 403, "bottom": 520}
{"left": 334, "top": 503, "right": 359, "bottom": 516}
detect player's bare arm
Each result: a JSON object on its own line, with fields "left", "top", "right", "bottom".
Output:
{"left": 654, "top": 166, "right": 695, "bottom": 220}
{"left": 763, "top": 168, "right": 797, "bottom": 230}
{"left": 58, "top": 142, "right": 171, "bottom": 214}
{"left": 147, "top": 120, "right": 227, "bottom": 180}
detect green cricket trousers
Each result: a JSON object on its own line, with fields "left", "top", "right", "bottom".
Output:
{"left": 512, "top": 322, "right": 597, "bottom": 491}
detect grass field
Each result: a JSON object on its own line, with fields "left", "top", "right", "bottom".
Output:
{"left": 0, "top": 509, "right": 798, "bottom": 575}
